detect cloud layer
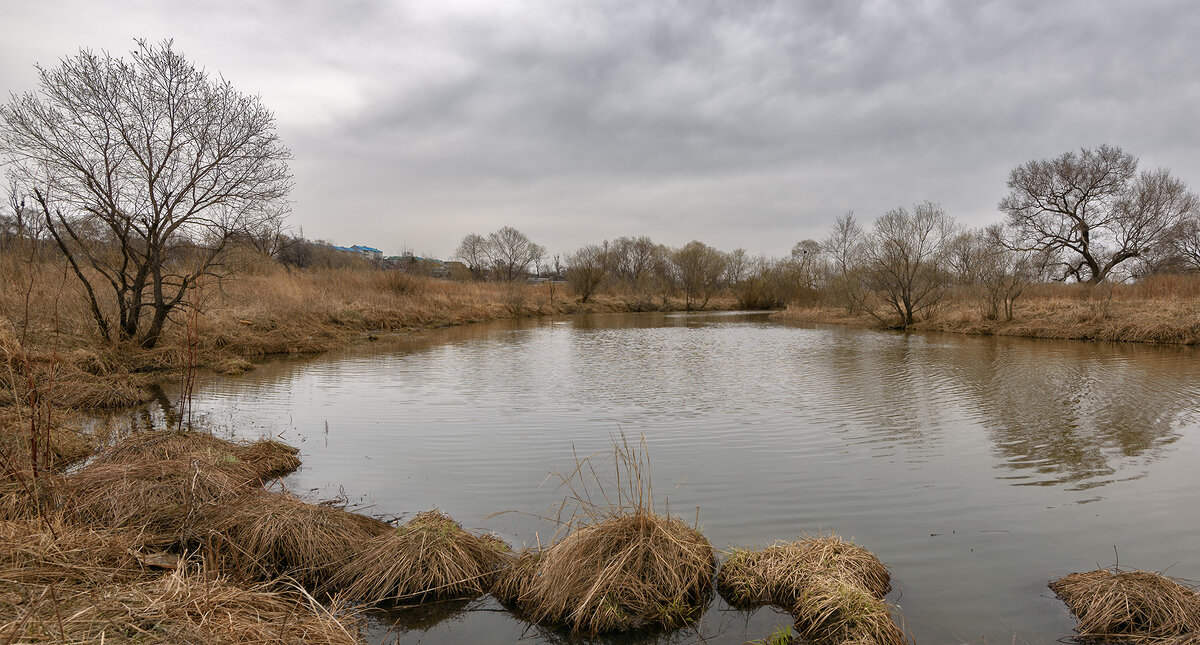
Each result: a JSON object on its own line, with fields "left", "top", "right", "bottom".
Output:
{"left": 3, "top": 0, "right": 1198, "bottom": 257}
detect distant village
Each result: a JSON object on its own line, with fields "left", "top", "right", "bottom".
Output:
{"left": 324, "top": 243, "right": 562, "bottom": 283}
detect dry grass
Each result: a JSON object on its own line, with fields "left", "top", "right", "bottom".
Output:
{"left": 716, "top": 534, "right": 905, "bottom": 645}
{"left": 207, "top": 489, "right": 392, "bottom": 587}
{"left": 330, "top": 509, "right": 510, "bottom": 604}
{"left": 62, "top": 458, "right": 253, "bottom": 547}
{"left": 516, "top": 510, "right": 716, "bottom": 634}
{"left": 775, "top": 276, "right": 1200, "bottom": 345}
{"left": 92, "top": 430, "right": 302, "bottom": 482}
{"left": 504, "top": 434, "right": 717, "bottom": 634}
{"left": 792, "top": 573, "right": 907, "bottom": 645}
{"left": 717, "top": 533, "right": 891, "bottom": 609}
{"left": 1050, "top": 568, "right": 1200, "bottom": 642}
{"left": 0, "top": 516, "right": 365, "bottom": 644}
{"left": 491, "top": 549, "right": 543, "bottom": 606}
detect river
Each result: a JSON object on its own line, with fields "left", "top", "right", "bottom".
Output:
{"left": 132, "top": 311, "right": 1200, "bottom": 643}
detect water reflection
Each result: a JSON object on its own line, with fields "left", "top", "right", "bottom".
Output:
{"left": 943, "top": 337, "right": 1198, "bottom": 489}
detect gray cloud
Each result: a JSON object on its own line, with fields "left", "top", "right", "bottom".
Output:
{"left": 3, "top": 0, "right": 1199, "bottom": 257}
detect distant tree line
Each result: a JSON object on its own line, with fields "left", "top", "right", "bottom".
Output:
{"left": 445, "top": 144, "right": 1200, "bottom": 325}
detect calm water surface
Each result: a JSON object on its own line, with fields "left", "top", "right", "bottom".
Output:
{"left": 145, "top": 312, "right": 1200, "bottom": 644}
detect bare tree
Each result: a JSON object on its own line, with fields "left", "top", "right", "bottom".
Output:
{"left": 789, "top": 239, "right": 823, "bottom": 290}
{"left": 1170, "top": 216, "right": 1200, "bottom": 272}
{"left": 486, "top": 226, "right": 544, "bottom": 281}
{"left": 610, "top": 236, "right": 659, "bottom": 289}
{"left": 951, "top": 225, "right": 1038, "bottom": 321}
{"left": 862, "top": 202, "right": 956, "bottom": 326}
{"left": 999, "top": 144, "right": 1198, "bottom": 284}
{"left": 564, "top": 243, "right": 609, "bottom": 303}
{"left": 821, "top": 211, "right": 867, "bottom": 313}
{"left": 671, "top": 240, "right": 727, "bottom": 310}
{"left": 0, "top": 40, "right": 291, "bottom": 348}
{"left": 454, "top": 233, "right": 488, "bottom": 280}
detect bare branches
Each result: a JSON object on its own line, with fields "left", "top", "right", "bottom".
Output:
{"left": 0, "top": 40, "right": 292, "bottom": 348}
{"left": 999, "top": 145, "right": 1196, "bottom": 284}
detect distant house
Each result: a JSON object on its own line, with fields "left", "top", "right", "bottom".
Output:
{"left": 331, "top": 244, "right": 383, "bottom": 262}
{"left": 350, "top": 245, "right": 382, "bottom": 261}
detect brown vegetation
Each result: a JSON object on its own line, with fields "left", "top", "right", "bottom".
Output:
{"left": 499, "top": 434, "right": 717, "bottom": 635}
{"left": 513, "top": 510, "right": 716, "bottom": 633}
{"left": 0, "top": 517, "right": 363, "bottom": 644}
{"left": 206, "top": 489, "right": 392, "bottom": 587}
{"left": 774, "top": 274, "right": 1200, "bottom": 345}
{"left": 1050, "top": 568, "right": 1200, "bottom": 642}
{"left": 716, "top": 534, "right": 905, "bottom": 645}
{"left": 330, "top": 509, "right": 510, "bottom": 604}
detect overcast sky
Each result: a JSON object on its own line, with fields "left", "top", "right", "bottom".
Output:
{"left": 2, "top": 0, "right": 1198, "bottom": 258}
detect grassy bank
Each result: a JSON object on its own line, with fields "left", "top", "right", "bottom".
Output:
{"left": 0, "top": 255, "right": 737, "bottom": 411}
{"left": 772, "top": 275, "right": 1200, "bottom": 345}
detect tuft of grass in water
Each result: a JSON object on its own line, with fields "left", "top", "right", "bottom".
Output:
{"left": 1050, "top": 568, "right": 1200, "bottom": 641}
{"left": 792, "top": 573, "right": 907, "bottom": 645}
{"left": 506, "top": 433, "right": 717, "bottom": 635}
{"left": 205, "top": 489, "right": 391, "bottom": 587}
{"left": 717, "top": 534, "right": 906, "bottom": 645}
{"left": 717, "top": 533, "right": 892, "bottom": 610}
{"left": 329, "top": 509, "right": 510, "bottom": 604}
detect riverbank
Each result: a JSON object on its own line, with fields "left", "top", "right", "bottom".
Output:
{"left": 771, "top": 280, "right": 1200, "bottom": 345}
{"left": 1, "top": 261, "right": 738, "bottom": 412}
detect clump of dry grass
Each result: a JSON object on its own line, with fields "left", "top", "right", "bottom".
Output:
{"left": 330, "top": 509, "right": 510, "bottom": 604}
{"left": 792, "top": 573, "right": 907, "bottom": 645}
{"left": 517, "top": 510, "right": 716, "bottom": 633}
{"left": 717, "top": 534, "right": 904, "bottom": 645}
{"left": 0, "top": 516, "right": 365, "bottom": 644}
{"left": 717, "top": 533, "right": 891, "bottom": 609}
{"left": 505, "top": 434, "right": 717, "bottom": 634}
{"left": 62, "top": 458, "right": 253, "bottom": 547}
{"left": 206, "top": 489, "right": 391, "bottom": 586}
{"left": 92, "top": 430, "right": 301, "bottom": 483}
{"left": 491, "top": 549, "right": 543, "bottom": 606}
{"left": 1050, "top": 568, "right": 1200, "bottom": 641}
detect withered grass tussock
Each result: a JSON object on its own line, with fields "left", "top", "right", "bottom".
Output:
{"left": 491, "top": 549, "right": 542, "bottom": 606}
{"left": 92, "top": 429, "right": 302, "bottom": 483}
{"left": 63, "top": 458, "right": 252, "bottom": 547}
{"left": 209, "top": 489, "right": 392, "bottom": 586}
{"left": 331, "top": 509, "right": 510, "bottom": 604}
{"left": 504, "top": 434, "right": 717, "bottom": 635}
{"left": 717, "top": 533, "right": 892, "bottom": 609}
{"left": 1050, "top": 568, "right": 1200, "bottom": 641}
{"left": 792, "top": 573, "right": 907, "bottom": 645}
{"left": 717, "top": 534, "right": 905, "bottom": 645}
{"left": 0, "top": 517, "right": 364, "bottom": 644}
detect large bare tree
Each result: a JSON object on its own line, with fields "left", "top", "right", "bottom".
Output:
{"left": 999, "top": 144, "right": 1197, "bottom": 284}
{"left": 0, "top": 40, "right": 292, "bottom": 348}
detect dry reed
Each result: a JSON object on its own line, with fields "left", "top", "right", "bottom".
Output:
{"left": 1050, "top": 568, "right": 1200, "bottom": 641}
{"left": 206, "top": 489, "right": 391, "bottom": 586}
{"left": 330, "top": 509, "right": 510, "bottom": 604}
